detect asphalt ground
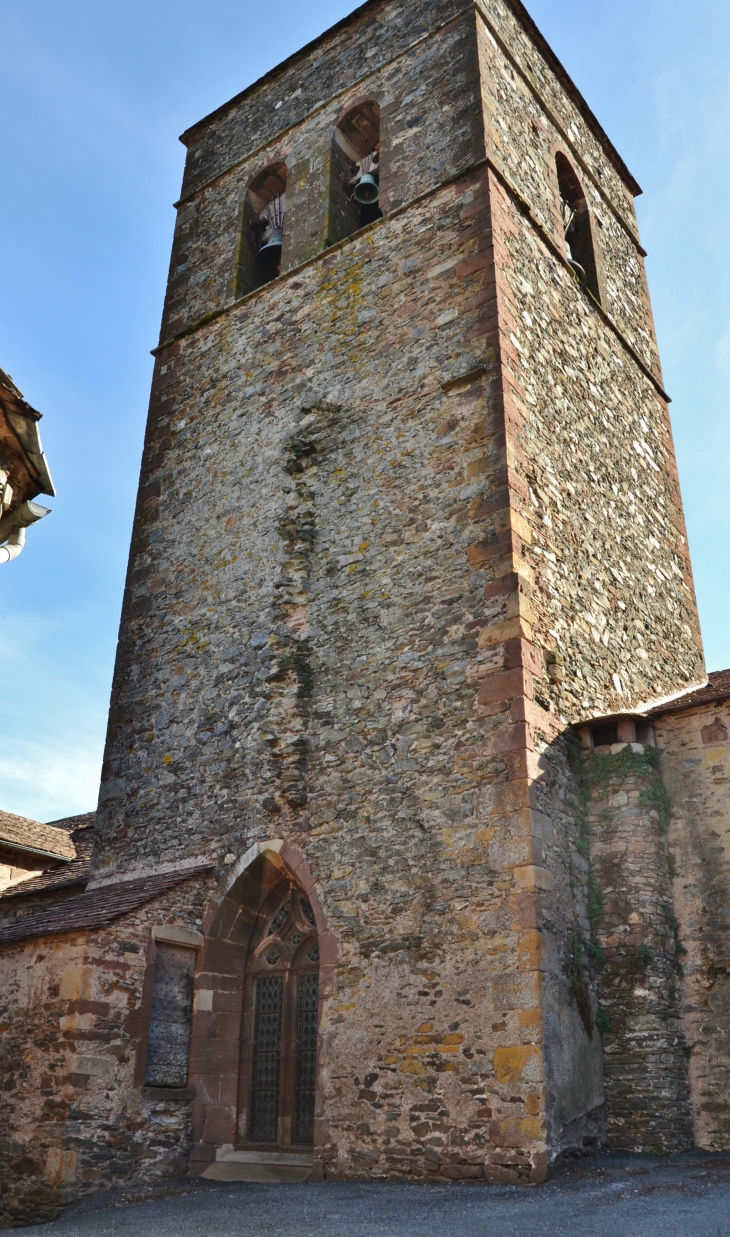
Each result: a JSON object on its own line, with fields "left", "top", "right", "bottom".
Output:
{"left": 31, "top": 1152, "right": 730, "bottom": 1237}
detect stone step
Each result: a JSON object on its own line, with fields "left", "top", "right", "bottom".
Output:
{"left": 202, "top": 1162, "right": 312, "bottom": 1183}
{"left": 200, "top": 1147, "right": 314, "bottom": 1183}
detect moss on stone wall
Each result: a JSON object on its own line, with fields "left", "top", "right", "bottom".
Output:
{"left": 580, "top": 739, "right": 693, "bottom": 1150}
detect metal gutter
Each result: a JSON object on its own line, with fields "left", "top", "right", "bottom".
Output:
{"left": 0, "top": 840, "right": 74, "bottom": 864}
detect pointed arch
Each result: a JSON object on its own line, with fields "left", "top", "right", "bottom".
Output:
{"left": 188, "top": 841, "right": 335, "bottom": 1171}
{"left": 325, "top": 99, "right": 382, "bottom": 247}
{"left": 240, "top": 880, "right": 320, "bottom": 1145}
{"left": 234, "top": 161, "right": 288, "bottom": 296}
{"left": 202, "top": 840, "right": 332, "bottom": 950}
{"left": 555, "top": 152, "right": 601, "bottom": 302}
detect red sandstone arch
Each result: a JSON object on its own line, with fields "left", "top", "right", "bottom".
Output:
{"left": 233, "top": 160, "right": 289, "bottom": 295}
{"left": 188, "top": 842, "right": 336, "bottom": 1172}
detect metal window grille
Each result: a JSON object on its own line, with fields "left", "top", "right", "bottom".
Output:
{"left": 268, "top": 900, "right": 291, "bottom": 935}
{"left": 249, "top": 975, "right": 283, "bottom": 1142}
{"left": 293, "top": 972, "right": 319, "bottom": 1144}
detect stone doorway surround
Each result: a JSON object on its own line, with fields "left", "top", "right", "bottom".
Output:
{"left": 187, "top": 840, "right": 337, "bottom": 1180}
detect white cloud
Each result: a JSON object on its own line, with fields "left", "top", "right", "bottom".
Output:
{"left": 0, "top": 738, "right": 101, "bottom": 824}
{"left": 0, "top": 610, "right": 107, "bottom": 823}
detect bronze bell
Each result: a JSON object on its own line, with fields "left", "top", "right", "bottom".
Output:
{"left": 255, "top": 226, "right": 283, "bottom": 278}
{"left": 352, "top": 173, "right": 380, "bottom": 206}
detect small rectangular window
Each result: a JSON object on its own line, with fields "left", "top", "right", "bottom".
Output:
{"left": 145, "top": 943, "right": 196, "bottom": 1088}
{"left": 592, "top": 724, "right": 618, "bottom": 748}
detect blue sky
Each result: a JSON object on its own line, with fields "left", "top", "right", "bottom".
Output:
{"left": 0, "top": 0, "right": 728, "bottom": 823}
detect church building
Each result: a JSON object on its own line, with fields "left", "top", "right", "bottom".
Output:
{"left": 1, "top": 0, "right": 728, "bottom": 1224}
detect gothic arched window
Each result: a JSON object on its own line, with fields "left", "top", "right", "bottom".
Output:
{"left": 234, "top": 161, "right": 288, "bottom": 296}
{"left": 325, "top": 100, "right": 382, "bottom": 247}
{"left": 556, "top": 153, "right": 600, "bottom": 302}
{"left": 239, "top": 881, "right": 320, "bottom": 1146}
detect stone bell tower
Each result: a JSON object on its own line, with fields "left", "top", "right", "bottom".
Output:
{"left": 94, "top": 0, "right": 704, "bottom": 1184}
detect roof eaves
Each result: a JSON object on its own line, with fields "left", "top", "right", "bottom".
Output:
{"left": 0, "top": 863, "right": 214, "bottom": 946}
{"left": 0, "top": 841, "right": 74, "bottom": 864}
{"left": 647, "top": 671, "right": 730, "bottom": 719}
{"left": 0, "top": 855, "right": 91, "bottom": 901}
{"left": 0, "top": 367, "right": 56, "bottom": 498}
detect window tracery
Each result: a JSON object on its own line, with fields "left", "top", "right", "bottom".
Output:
{"left": 241, "top": 882, "right": 320, "bottom": 1146}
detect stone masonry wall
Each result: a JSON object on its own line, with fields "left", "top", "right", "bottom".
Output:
{"left": 475, "top": 7, "right": 661, "bottom": 380}
{"left": 585, "top": 743, "right": 693, "bottom": 1151}
{"left": 0, "top": 879, "right": 209, "bottom": 1228}
{"left": 101, "top": 167, "right": 500, "bottom": 877}
{"left": 161, "top": 4, "right": 482, "bottom": 343}
{"left": 155, "top": 0, "right": 705, "bottom": 738}
{"left": 478, "top": 0, "right": 638, "bottom": 220}
{"left": 0, "top": 0, "right": 715, "bottom": 1222}
{"left": 523, "top": 731, "right": 607, "bottom": 1155}
{"left": 473, "top": 0, "right": 705, "bottom": 736}
{"left": 178, "top": 0, "right": 466, "bottom": 201}
{"left": 100, "top": 160, "right": 570, "bottom": 1184}
{"left": 656, "top": 698, "right": 730, "bottom": 1150}
{"left": 485, "top": 162, "right": 703, "bottom": 722}
{"left": 92, "top": 0, "right": 706, "bottom": 1185}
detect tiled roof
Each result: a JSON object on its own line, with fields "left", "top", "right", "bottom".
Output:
{"left": 46, "top": 812, "right": 96, "bottom": 833}
{"left": 0, "top": 810, "right": 76, "bottom": 861}
{"left": 649, "top": 670, "right": 730, "bottom": 718}
{"left": 0, "top": 819, "right": 94, "bottom": 901}
{"left": 0, "top": 864, "right": 213, "bottom": 946}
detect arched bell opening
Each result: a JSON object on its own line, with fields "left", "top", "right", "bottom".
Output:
{"left": 556, "top": 152, "right": 601, "bottom": 302}
{"left": 326, "top": 100, "right": 382, "bottom": 247}
{"left": 234, "top": 161, "right": 288, "bottom": 296}
{"left": 187, "top": 848, "right": 322, "bottom": 1170}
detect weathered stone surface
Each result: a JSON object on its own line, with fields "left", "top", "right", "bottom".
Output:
{"left": 0, "top": 0, "right": 725, "bottom": 1225}
{"left": 0, "top": 880, "right": 206, "bottom": 1227}
{"left": 656, "top": 693, "right": 730, "bottom": 1151}
{"left": 583, "top": 747, "right": 693, "bottom": 1152}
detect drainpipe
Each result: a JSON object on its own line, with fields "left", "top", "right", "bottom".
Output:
{"left": 0, "top": 500, "right": 51, "bottom": 564}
